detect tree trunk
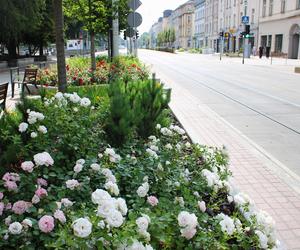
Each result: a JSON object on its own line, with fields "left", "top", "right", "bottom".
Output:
{"left": 90, "top": 30, "right": 96, "bottom": 71}
{"left": 39, "top": 40, "right": 44, "bottom": 56}
{"left": 53, "top": 0, "right": 67, "bottom": 92}
{"left": 7, "top": 40, "right": 17, "bottom": 59}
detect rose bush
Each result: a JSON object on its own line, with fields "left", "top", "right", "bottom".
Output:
{"left": 36, "top": 56, "right": 149, "bottom": 87}
{"left": 0, "top": 85, "right": 280, "bottom": 249}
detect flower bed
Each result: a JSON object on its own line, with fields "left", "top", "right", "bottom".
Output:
{"left": 0, "top": 83, "right": 280, "bottom": 249}
{"left": 36, "top": 56, "right": 149, "bottom": 87}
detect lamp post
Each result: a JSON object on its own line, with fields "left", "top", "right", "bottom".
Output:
{"left": 112, "top": 0, "right": 119, "bottom": 58}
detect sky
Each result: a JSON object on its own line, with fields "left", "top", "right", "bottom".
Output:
{"left": 138, "top": 0, "right": 187, "bottom": 34}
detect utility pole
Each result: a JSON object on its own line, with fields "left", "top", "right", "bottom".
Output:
{"left": 112, "top": 0, "right": 119, "bottom": 58}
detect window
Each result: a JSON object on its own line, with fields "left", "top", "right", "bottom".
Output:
{"left": 268, "top": 35, "right": 272, "bottom": 47}
{"left": 275, "top": 34, "right": 283, "bottom": 52}
{"left": 269, "top": 0, "right": 273, "bottom": 16}
{"left": 262, "top": 0, "right": 266, "bottom": 17}
{"left": 297, "top": 0, "right": 300, "bottom": 9}
{"left": 281, "top": 0, "right": 286, "bottom": 13}
{"left": 251, "top": 9, "right": 255, "bottom": 24}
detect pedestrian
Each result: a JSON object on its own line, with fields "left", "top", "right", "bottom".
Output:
{"left": 259, "top": 46, "right": 263, "bottom": 58}
{"left": 252, "top": 46, "right": 257, "bottom": 56}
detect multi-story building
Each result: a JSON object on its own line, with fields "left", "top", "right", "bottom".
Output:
{"left": 194, "top": 0, "right": 206, "bottom": 48}
{"left": 218, "top": 0, "right": 260, "bottom": 52}
{"left": 175, "top": 0, "right": 195, "bottom": 49}
{"left": 258, "top": 0, "right": 300, "bottom": 59}
{"left": 149, "top": 17, "right": 163, "bottom": 48}
{"left": 163, "top": 10, "right": 173, "bottom": 31}
{"left": 204, "top": 0, "right": 219, "bottom": 52}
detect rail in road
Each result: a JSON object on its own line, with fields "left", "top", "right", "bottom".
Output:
{"left": 139, "top": 50, "right": 300, "bottom": 178}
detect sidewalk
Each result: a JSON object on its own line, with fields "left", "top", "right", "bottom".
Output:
{"left": 160, "top": 72, "right": 300, "bottom": 249}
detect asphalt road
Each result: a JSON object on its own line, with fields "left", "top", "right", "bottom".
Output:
{"left": 138, "top": 49, "right": 300, "bottom": 178}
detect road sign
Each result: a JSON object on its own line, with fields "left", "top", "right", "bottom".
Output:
{"left": 127, "top": 12, "right": 143, "bottom": 27}
{"left": 128, "top": 0, "right": 142, "bottom": 11}
{"left": 126, "top": 27, "right": 136, "bottom": 38}
{"left": 241, "top": 16, "right": 249, "bottom": 24}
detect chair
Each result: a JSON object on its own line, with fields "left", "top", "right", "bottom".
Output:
{"left": 0, "top": 82, "right": 9, "bottom": 111}
{"left": 13, "top": 68, "right": 38, "bottom": 95}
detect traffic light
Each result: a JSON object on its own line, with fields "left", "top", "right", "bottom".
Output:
{"left": 136, "top": 30, "right": 139, "bottom": 39}
{"left": 219, "top": 31, "right": 224, "bottom": 37}
{"left": 245, "top": 25, "right": 250, "bottom": 35}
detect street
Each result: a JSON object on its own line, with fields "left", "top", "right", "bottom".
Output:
{"left": 139, "top": 49, "right": 300, "bottom": 179}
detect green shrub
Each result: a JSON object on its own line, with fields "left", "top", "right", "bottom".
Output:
{"left": 105, "top": 80, "right": 136, "bottom": 146}
{"left": 133, "top": 80, "right": 171, "bottom": 138}
{"left": 178, "top": 48, "right": 185, "bottom": 52}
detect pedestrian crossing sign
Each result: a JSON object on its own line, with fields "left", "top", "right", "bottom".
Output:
{"left": 242, "top": 16, "right": 249, "bottom": 24}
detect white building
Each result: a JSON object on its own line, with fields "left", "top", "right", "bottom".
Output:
{"left": 258, "top": 0, "right": 300, "bottom": 59}
{"left": 195, "top": 0, "right": 206, "bottom": 48}
{"left": 204, "top": 0, "right": 219, "bottom": 52}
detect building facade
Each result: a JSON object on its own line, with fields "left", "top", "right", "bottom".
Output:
{"left": 176, "top": 0, "right": 195, "bottom": 49}
{"left": 258, "top": 0, "right": 300, "bottom": 59}
{"left": 204, "top": 0, "right": 219, "bottom": 52}
{"left": 194, "top": 0, "right": 206, "bottom": 48}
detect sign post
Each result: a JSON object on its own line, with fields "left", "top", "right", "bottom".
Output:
{"left": 127, "top": 0, "right": 142, "bottom": 56}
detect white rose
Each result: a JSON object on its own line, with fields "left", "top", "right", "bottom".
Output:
{"left": 137, "top": 182, "right": 149, "bottom": 198}
{"left": 104, "top": 181, "right": 119, "bottom": 196}
{"left": 18, "top": 122, "right": 28, "bottom": 133}
{"left": 106, "top": 210, "right": 124, "bottom": 228}
{"left": 21, "top": 161, "right": 34, "bottom": 173}
{"left": 22, "top": 219, "right": 33, "bottom": 228}
{"left": 198, "top": 201, "right": 206, "bottom": 213}
{"left": 72, "top": 218, "right": 92, "bottom": 238}
{"left": 136, "top": 216, "right": 149, "bottom": 231}
{"left": 73, "top": 164, "right": 83, "bottom": 173}
{"left": 9, "top": 222, "right": 23, "bottom": 235}
{"left": 30, "top": 132, "right": 38, "bottom": 138}
{"left": 115, "top": 198, "right": 128, "bottom": 216}
{"left": 33, "top": 152, "right": 54, "bottom": 166}
{"left": 91, "top": 189, "right": 111, "bottom": 205}
{"left": 80, "top": 97, "right": 91, "bottom": 107}
{"left": 97, "top": 199, "right": 117, "bottom": 218}
{"left": 65, "top": 179, "right": 80, "bottom": 190}
{"left": 38, "top": 125, "right": 47, "bottom": 134}
{"left": 76, "top": 159, "right": 85, "bottom": 165}
{"left": 90, "top": 163, "right": 100, "bottom": 171}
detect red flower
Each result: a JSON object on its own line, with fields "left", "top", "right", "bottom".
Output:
{"left": 66, "top": 65, "right": 70, "bottom": 71}
{"left": 79, "top": 78, "right": 84, "bottom": 85}
{"left": 73, "top": 77, "right": 77, "bottom": 81}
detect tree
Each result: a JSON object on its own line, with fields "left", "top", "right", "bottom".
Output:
{"left": 23, "top": 0, "right": 55, "bottom": 56}
{"left": 64, "top": 0, "right": 130, "bottom": 67}
{"left": 0, "top": 0, "right": 44, "bottom": 58}
{"left": 53, "top": 0, "right": 67, "bottom": 92}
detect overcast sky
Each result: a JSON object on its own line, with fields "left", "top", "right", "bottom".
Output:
{"left": 138, "top": 0, "right": 187, "bottom": 34}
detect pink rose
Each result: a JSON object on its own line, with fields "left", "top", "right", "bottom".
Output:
{"left": 35, "top": 188, "right": 48, "bottom": 198}
{"left": 12, "top": 200, "right": 31, "bottom": 215}
{"left": 37, "top": 178, "right": 48, "bottom": 187}
{"left": 2, "top": 173, "right": 20, "bottom": 182}
{"left": 0, "top": 202, "right": 4, "bottom": 216}
{"left": 147, "top": 196, "right": 159, "bottom": 207}
{"left": 4, "top": 181, "right": 18, "bottom": 191}
{"left": 0, "top": 192, "right": 3, "bottom": 200}
{"left": 21, "top": 161, "right": 34, "bottom": 173}
{"left": 38, "top": 215, "right": 55, "bottom": 233}
{"left": 54, "top": 210, "right": 66, "bottom": 224}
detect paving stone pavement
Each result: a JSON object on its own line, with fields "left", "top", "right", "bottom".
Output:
{"left": 161, "top": 73, "right": 300, "bottom": 250}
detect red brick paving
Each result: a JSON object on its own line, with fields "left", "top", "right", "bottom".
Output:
{"left": 168, "top": 78, "right": 300, "bottom": 250}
